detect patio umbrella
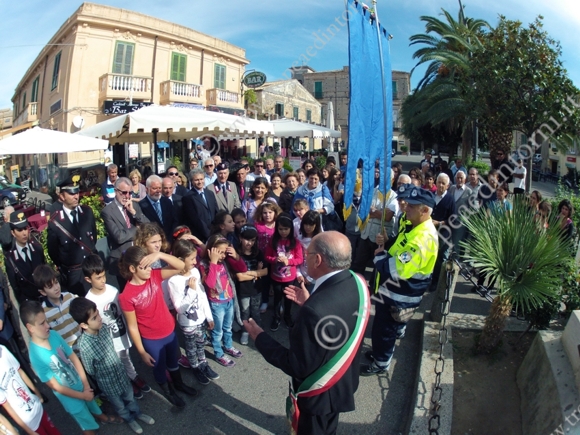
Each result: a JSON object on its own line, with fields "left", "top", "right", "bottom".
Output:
{"left": 0, "top": 127, "right": 108, "bottom": 154}
{"left": 270, "top": 119, "right": 341, "bottom": 138}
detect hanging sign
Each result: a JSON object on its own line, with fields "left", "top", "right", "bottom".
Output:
{"left": 243, "top": 71, "right": 267, "bottom": 88}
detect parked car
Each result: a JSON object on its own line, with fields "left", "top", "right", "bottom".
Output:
{"left": 533, "top": 153, "right": 542, "bottom": 164}
{"left": 0, "top": 179, "right": 26, "bottom": 208}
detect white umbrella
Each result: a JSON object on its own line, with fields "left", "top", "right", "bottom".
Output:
{"left": 75, "top": 105, "right": 274, "bottom": 141}
{"left": 326, "top": 101, "right": 335, "bottom": 131}
{"left": 0, "top": 127, "right": 108, "bottom": 154}
{"left": 270, "top": 119, "right": 341, "bottom": 138}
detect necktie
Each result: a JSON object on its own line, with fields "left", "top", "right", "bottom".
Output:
{"left": 153, "top": 201, "right": 163, "bottom": 223}
{"left": 70, "top": 209, "right": 79, "bottom": 228}
{"left": 22, "top": 246, "right": 31, "bottom": 264}
{"left": 240, "top": 185, "right": 245, "bottom": 201}
{"left": 222, "top": 184, "right": 226, "bottom": 196}
{"left": 199, "top": 191, "right": 207, "bottom": 205}
{"left": 123, "top": 208, "right": 131, "bottom": 229}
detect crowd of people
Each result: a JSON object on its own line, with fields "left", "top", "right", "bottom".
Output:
{"left": 0, "top": 147, "right": 575, "bottom": 435}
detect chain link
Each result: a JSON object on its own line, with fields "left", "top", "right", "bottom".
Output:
{"left": 452, "top": 258, "right": 495, "bottom": 302}
{"left": 428, "top": 260, "right": 453, "bottom": 434}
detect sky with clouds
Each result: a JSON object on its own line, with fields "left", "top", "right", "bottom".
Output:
{"left": 0, "top": 0, "right": 578, "bottom": 109}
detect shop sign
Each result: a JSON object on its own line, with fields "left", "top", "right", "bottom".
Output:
{"left": 243, "top": 71, "right": 267, "bottom": 88}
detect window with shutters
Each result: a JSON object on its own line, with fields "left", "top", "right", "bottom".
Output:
{"left": 275, "top": 103, "right": 284, "bottom": 117}
{"left": 314, "top": 81, "right": 323, "bottom": 99}
{"left": 392, "top": 80, "right": 398, "bottom": 99}
{"left": 31, "top": 76, "right": 39, "bottom": 102}
{"left": 112, "top": 41, "right": 135, "bottom": 75}
{"left": 51, "top": 52, "right": 61, "bottom": 91}
{"left": 306, "top": 109, "right": 312, "bottom": 122}
{"left": 293, "top": 106, "right": 299, "bottom": 119}
{"left": 520, "top": 134, "right": 528, "bottom": 145}
{"left": 171, "top": 53, "right": 187, "bottom": 82}
{"left": 21, "top": 92, "right": 26, "bottom": 112}
{"left": 214, "top": 64, "right": 226, "bottom": 89}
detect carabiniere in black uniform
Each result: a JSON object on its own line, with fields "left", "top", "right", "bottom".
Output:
{"left": 47, "top": 174, "right": 97, "bottom": 296}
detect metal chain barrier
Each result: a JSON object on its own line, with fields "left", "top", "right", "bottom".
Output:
{"left": 452, "top": 257, "right": 495, "bottom": 303}
{"left": 427, "top": 260, "right": 453, "bottom": 434}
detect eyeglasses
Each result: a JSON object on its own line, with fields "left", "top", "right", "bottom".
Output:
{"left": 116, "top": 189, "right": 131, "bottom": 196}
{"left": 205, "top": 164, "right": 214, "bottom": 168}
{"left": 168, "top": 171, "right": 179, "bottom": 176}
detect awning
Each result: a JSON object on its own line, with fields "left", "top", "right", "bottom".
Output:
{"left": 0, "top": 127, "right": 108, "bottom": 154}
{"left": 75, "top": 105, "right": 275, "bottom": 142}
{"left": 270, "top": 119, "right": 341, "bottom": 139}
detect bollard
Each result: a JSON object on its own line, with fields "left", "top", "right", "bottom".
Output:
{"left": 429, "top": 259, "right": 459, "bottom": 323}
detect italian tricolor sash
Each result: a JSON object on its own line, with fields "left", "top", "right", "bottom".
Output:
{"left": 286, "top": 271, "right": 370, "bottom": 433}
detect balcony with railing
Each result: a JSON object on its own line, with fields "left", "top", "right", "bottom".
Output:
{"left": 99, "top": 74, "right": 152, "bottom": 102}
{"left": 159, "top": 80, "right": 203, "bottom": 106}
{"left": 13, "top": 102, "right": 38, "bottom": 127}
{"left": 206, "top": 88, "right": 241, "bottom": 108}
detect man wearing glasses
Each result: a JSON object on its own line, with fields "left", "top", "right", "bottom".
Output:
{"left": 492, "top": 149, "right": 514, "bottom": 185}
{"left": 246, "top": 159, "right": 270, "bottom": 184}
{"left": 102, "top": 177, "right": 149, "bottom": 288}
{"left": 165, "top": 165, "right": 188, "bottom": 196}
{"left": 5, "top": 212, "right": 46, "bottom": 303}
{"left": 203, "top": 158, "right": 217, "bottom": 187}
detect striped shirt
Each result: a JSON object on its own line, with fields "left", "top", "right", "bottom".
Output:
{"left": 42, "top": 292, "right": 81, "bottom": 351}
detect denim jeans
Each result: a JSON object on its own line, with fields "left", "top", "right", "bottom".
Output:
{"left": 209, "top": 299, "right": 234, "bottom": 358}
{"left": 239, "top": 293, "right": 261, "bottom": 327}
{"left": 106, "top": 381, "right": 141, "bottom": 423}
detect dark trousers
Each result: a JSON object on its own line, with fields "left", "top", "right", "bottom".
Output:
{"left": 272, "top": 279, "right": 294, "bottom": 322}
{"left": 297, "top": 410, "right": 339, "bottom": 435}
{"left": 62, "top": 268, "right": 89, "bottom": 296}
{"left": 351, "top": 236, "right": 377, "bottom": 275}
{"left": 514, "top": 187, "right": 525, "bottom": 195}
{"left": 371, "top": 301, "right": 405, "bottom": 365}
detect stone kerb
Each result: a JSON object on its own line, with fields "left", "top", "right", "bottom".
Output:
{"left": 562, "top": 311, "right": 580, "bottom": 393}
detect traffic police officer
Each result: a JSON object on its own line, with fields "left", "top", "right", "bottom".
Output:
{"left": 47, "top": 174, "right": 97, "bottom": 296}
{"left": 5, "top": 212, "right": 45, "bottom": 302}
{"left": 361, "top": 185, "right": 439, "bottom": 375}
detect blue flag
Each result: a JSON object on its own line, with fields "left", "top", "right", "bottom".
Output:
{"left": 344, "top": 0, "right": 393, "bottom": 227}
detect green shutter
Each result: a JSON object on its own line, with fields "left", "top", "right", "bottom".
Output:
{"left": 22, "top": 92, "right": 26, "bottom": 111}
{"left": 171, "top": 53, "right": 187, "bottom": 82}
{"left": 306, "top": 109, "right": 312, "bottom": 122}
{"left": 214, "top": 64, "right": 226, "bottom": 89}
{"left": 314, "top": 81, "right": 323, "bottom": 98}
{"left": 521, "top": 134, "right": 528, "bottom": 145}
{"left": 113, "top": 42, "right": 135, "bottom": 75}
{"left": 392, "top": 80, "right": 398, "bottom": 97}
{"left": 293, "top": 107, "right": 299, "bottom": 119}
{"left": 31, "top": 77, "right": 39, "bottom": 103}
{"left": 51, "top": 52, "right": 61, "bottom": 90}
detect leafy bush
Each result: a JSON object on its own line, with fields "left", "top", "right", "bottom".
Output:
{"left": 552, "top": 182, "right": 580, "bottom": 231}
{"left": 315, "top": 156, "right": 327, "bottom": 169}
{"left": 80, "top": 193, "right": 106, "bottom": 240}
{"left": 466, "top": 159, "right": 490, "bottom": 177}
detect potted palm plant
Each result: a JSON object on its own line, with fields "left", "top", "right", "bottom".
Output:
{"left": 460, "top": 196, "right": 571, "bottom": 353}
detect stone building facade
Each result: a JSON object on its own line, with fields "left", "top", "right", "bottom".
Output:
{"left": 10, "top": 2, "right": 248, "bottom": 184}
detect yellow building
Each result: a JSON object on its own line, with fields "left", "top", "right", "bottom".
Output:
{"left": 11, "top": 2, "right": 248, "bottom": 186}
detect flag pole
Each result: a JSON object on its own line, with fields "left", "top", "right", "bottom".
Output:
{"left": 371, "top": 0, "right": 393, "bottom": 236}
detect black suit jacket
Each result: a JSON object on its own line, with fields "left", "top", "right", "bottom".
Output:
{"left": 139, "top": 196, "right": 177, "bottom": 243}
{"left": 255, "top": 270, "right": 363, "bottom": 415}
{"left": 47, "top": 202, "right": 97, "bottom": 269}
{"left": 101, "top": 201, "right": 149, "bottom": 260}
{"left": 5, "top": 240, "right": 45, "bottom": 302}
{"left": 169, "top": 194, "right": 184, "bottom": 226}
{"left": 182, "top": 188, "right": 218, "bottom": 242}
{"left": 175, "top": 184, "right": 188, "bottom": 197}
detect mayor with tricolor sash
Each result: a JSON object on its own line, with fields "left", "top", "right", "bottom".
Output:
{"left": 244, "top": 232, "right": 370, "bottom": 435}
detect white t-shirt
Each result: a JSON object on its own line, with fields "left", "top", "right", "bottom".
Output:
{"left": 0, "top": 345, "right": 43, "bottom": 431}
{"left": 168, "top": 269, "right": 213, "bottom": 333}
{"left": 513, "top": 166, "right": 526, "bottom": 190}
{"left": 85, "top": 284, "right": 132, "bottom": 352}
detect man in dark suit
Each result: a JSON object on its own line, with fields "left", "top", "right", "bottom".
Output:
{"left": 166, "top": 165, "right": 189, "bottom": 196}
{"left": 139, "top": 175, "right": 177, "bottom": 243}
{"left": 182, "top": 168, "right": 218, "bottom": 242}
{"left": 5, "top": 212, "right": 45, "bottom": 302}
{"left": 161, "top": 176, "right": 184, "bottom": 226}
{"left": 448, "top": 170, "right": 474, "bottom": 257}
{"left": 48, "top": 175, "right": 98, "bottom": 296}
{"left": 102, "top": 177, "right": 150, "bottom": 289}
{"left": 212, "top": 163, "right": 241, "bottom": 213}
{"left": 245, "top": 232, "right": 369, "bottom": 435}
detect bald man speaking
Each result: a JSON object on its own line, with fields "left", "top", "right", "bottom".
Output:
{"left": 245, "top": 232, "right": 370, "bottom": 435}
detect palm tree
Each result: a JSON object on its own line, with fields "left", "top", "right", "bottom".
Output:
{"left": 406, "top": 8, "right": 489, "bottom": 160}
{"left": 460, "top": 196, "right": 571, "bottom": 353}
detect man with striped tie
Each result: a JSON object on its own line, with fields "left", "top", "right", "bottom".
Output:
{"left": 138, "top": 175, "right": 177, "bottom": 243}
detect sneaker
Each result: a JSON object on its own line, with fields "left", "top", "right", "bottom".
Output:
{"left": 240, "top": 332, "right": 249, "bottom": 345}
{"left": 215, "top": 355, "right": 235, "bottom": 367}
{"left": 201, "top": 363, "right": 220, "bottom": 381}
{"left": 178, "top": 355, "right": 191, "bottom": 369}
{"left": 360, "top": 361, "right": 390, "bottom": 377}
{"left": 132, "top": 376, "right": 151, "bottom": 393}
{"left": 132, "top": 383, "right": 143, "bottom": 400}
{"left": 224, "top": 347, "right": 243, "bottom": 358}
{"left": 192, "top": 367, "right": 210, "bottom": 385}
{"left": 270, "top": 318, "right": 280, "bottom": 332}
{"left": 396, "top": 326, "right": 406, "bottom": 340}
{"left": 128, "top": 420, "right": 143, "bottom": 434}
{"left": 137, "top": 414, "right": 155, "bottom": 425}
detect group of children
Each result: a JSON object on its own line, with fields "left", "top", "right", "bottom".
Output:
{"left": 1, "top": 198, "right": 323, "bottom": 435}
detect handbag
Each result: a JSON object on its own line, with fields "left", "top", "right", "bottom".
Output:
{"left": 285, "top": 271, "right": 370, "bottom": 434}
